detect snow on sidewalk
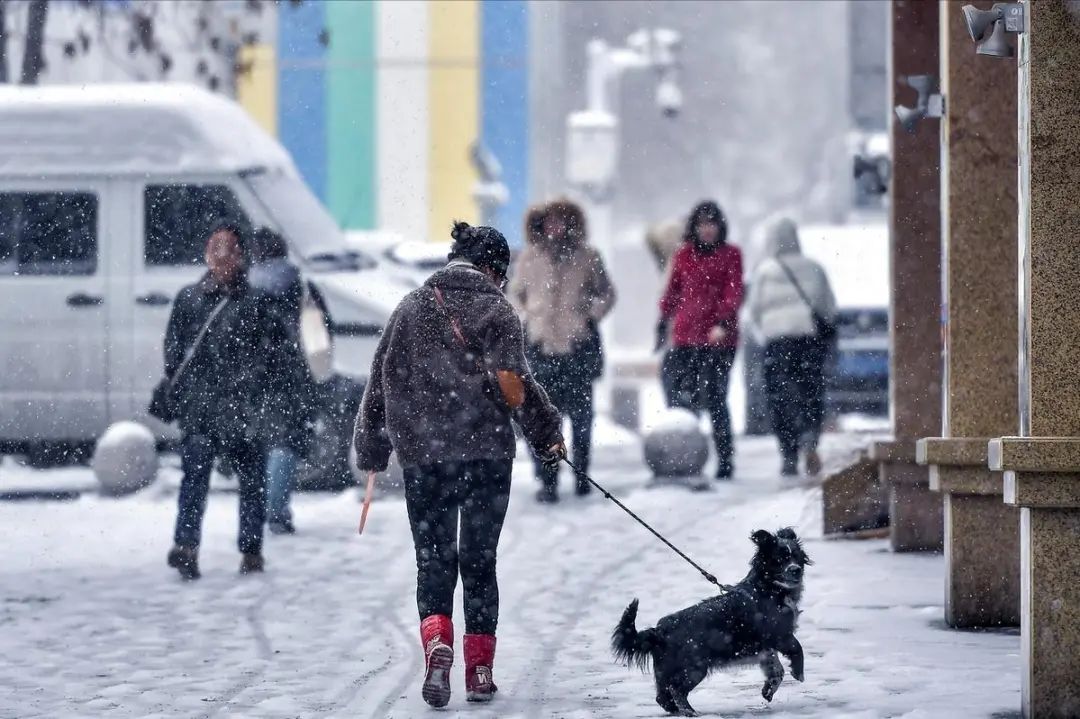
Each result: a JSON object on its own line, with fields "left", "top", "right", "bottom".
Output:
{"left": 0, "top": 436, "right": 1018, "bottom": 718}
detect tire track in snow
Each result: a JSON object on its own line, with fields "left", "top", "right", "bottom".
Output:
{"left": 329, "top": 559, "right": 419, "bottom": 718}
{"left": 201, "top": 573, "right": 280, "bottom": 718}
{"left": 309, "top": 504, "right": 422, "bottom": 718}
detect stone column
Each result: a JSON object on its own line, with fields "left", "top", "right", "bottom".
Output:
{"left": 869, "top": 0, "right": 943, "bottom": 552}
{"left": 989, "top": 1, "right": 1080, "bottom": 715}
{"left": 914, "top": 0, "right": 1019, "bottom": 628}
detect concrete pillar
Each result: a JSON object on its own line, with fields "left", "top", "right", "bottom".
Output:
{"left": 870, "top": 0, "right": 943, "bottom": 552}
{"left": 989, "top": 1, "right": 1080, "bottom": 715}
{"left": 914, "top": 0, "right": 1019, "bottom": 628}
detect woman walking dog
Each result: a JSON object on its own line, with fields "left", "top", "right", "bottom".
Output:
{"left": 353, "top": 221, "right": 565, "bottom": 707}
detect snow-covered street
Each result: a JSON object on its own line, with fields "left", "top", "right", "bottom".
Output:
{"left": 0, "top": 432, "right": 1019, "bottom": 719}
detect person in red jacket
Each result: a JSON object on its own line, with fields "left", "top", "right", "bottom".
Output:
{"left": 656, "top": 200, "right": 744, "bottom": 479}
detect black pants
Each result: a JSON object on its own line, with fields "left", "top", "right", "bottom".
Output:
{"left": 662, "top": 347, "right": 736, "bottom": 472}
{"left": 764, "top": 337, "right": 827, "bottom": 463}
{"left": 174, "top": 431, "right": 267, "bottom": 555}
{"left": 403, "top": 459, "right": 512, "bottom": 635}
{"left": 532, "top": 383, "right": 593, "bottom": 490}
{"left": 702, "top": 348, "right": 737, "bottom": 474}
{"left": 528, "top": 347, "right": 597, "bottom": 489}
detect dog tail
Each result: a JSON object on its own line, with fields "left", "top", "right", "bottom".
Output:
{"left": 612, "top": 599, "right": 661, "bottom": 671}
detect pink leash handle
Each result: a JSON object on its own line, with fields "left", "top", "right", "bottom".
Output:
{"left": 358, "top": 471, "right": 376, "bottom": 535}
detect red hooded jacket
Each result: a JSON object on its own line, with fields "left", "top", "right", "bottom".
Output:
{"left": 659, "top": 242, "right": 744, "bottom": 348}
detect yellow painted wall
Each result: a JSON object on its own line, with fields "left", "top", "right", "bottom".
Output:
{"left": 428, "top": 0, "right": 479, "bottom": 236}
{"left": 237, "top": 43, "right": 277, "bottom": 136}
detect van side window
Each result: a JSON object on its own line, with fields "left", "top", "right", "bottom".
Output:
{"left": 0, "top": 192, "right": 98, "bottom": 276}
{"left": 144, "top": 184, "right": 252, "bottom": 266}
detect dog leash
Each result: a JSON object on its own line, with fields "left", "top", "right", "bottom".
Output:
{"left": 561, "top": 458, "right": 735, "bottom": 594}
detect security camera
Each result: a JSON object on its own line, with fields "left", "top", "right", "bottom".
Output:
{"left": 961, "top": 3, "right": 1025, "bottom": 58}
{"left": 893, "top": 75, "right": 943, "bottom": 133}
{"left": 656, "top": 76, "right": 682, "bottom": 118}
{"left": 652, "top": 28, "right": 682, "bottom": 65}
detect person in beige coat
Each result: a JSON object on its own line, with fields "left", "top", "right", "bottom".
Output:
{"left": 509, "top": 200, "right": 616, "bottom": 502}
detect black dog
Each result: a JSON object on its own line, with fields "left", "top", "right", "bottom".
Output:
{"left": 612, "top": 528, "right": 811, "bottom": 716}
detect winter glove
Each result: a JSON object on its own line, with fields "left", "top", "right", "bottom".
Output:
{"left": 654, "top": 318, "right": 670, "bottom": 352}
{"left": 707, "top": 325, "right": 728, "bottom": 345}
{"left": 538, "top": 442, "right": 567, "bottom": 469}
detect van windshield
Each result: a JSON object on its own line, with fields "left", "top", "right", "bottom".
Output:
{"left": 244, "top": 169, "right": 356, "bottom": 264}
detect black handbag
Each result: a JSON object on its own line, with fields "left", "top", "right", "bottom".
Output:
{"left": 776, "top": 258, "right": 837, "bottom": 344}
{"left": 148, "top": 297, "right": 230, "bottom": 423}
{"left": 576, "top": 319, "right": 605, "bottom": 381}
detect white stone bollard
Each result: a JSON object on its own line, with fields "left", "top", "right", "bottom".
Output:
{"left": 643, "top": 408, "right": 710, "bottom": 477}
{"left": 92, "top": 422, "right": 159, "bottom": 496}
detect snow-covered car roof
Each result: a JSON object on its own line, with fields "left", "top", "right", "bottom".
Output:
{"left": 0, "top": 83, "right": 296, "bottom": 176}
{"left": 388, "top": 240, "right": 452, "bottom": 269}
{"left": 799, "top": 222, "right": 889, "bottom": 309}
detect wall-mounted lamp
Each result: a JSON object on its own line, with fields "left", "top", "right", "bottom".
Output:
{"left": 894, "top": 75, "right": 944, "bottom": 134}
{"left": 961, "top": 3, "right": 1025, "bottom": 58}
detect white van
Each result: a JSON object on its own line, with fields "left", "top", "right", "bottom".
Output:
{"left": 0, "top": 84, "right": 410, "bottom": 481}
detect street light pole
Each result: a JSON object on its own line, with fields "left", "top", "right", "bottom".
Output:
{"left": 565, "top": 28, "right": 683, "bottom": 416}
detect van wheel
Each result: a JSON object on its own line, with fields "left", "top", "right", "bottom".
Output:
{"left": 297, "top": 376, "right": 363, "bottom": 492}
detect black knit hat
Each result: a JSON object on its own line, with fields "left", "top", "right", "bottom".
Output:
{"left": 447, "top": 221, "right": 511, "bottom": 277}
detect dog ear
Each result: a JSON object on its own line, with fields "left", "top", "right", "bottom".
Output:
{"left": 776, "top": 527, "right": 814, "bottom": 564}
{"left": 751, "top": 529, "right": 775, "bottom": 547}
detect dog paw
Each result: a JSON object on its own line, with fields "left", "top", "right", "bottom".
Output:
{"left": 793, "top": 668, "right": 805, "bottom": 682}
{"left": 761, "top": 684, "right": 777, "bottom": 702}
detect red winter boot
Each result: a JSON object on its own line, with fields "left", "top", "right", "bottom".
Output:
{"left": 420, "top": 615, "right": 454, "bottom": 707}
{"left": 464, "top": 634, "right": 498, "bottom": 702}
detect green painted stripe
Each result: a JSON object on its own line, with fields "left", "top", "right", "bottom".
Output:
{"left": 326, "top": 0, "right": 377, "bottom": 230}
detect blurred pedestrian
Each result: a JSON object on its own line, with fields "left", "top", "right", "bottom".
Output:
{"left": 656, "top": 200, "right": 744, "bottom": 480}
{"left": 353, "top": 221, "right": 565, "bottom": 707}
{"left": 163, "top": 224, "right": 275, "bottom": 580}
{"left": 509, "top": 200, "right": 615, "bottom": 503}
{"left": 248, "top": 228, "right": 320, "bottom": 535}
{"left": 746, "top": 218, "right": 836, "bottom": 476}
{"left": 645, "top": 219, "right": 683, "bottom": 271}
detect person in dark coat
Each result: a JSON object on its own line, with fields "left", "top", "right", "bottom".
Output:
{"left": 248, "top": 227, "right": 319, "bottom": 535}
{"left": 354, "top": 221, "right": 565, "bottom": 708}
{"left": 164, "top": 224, "right": 277, "bottom": 580}
{"left": 656, "top": 200, "right": 745, "bottom": 480}
{"left": 509, "top": 200, "right": 615, "bottom": 502}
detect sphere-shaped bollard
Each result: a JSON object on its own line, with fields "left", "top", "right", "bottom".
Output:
{"left": 92, "top": 422, "right": 159, "bottom": 496}
{"left": 643, "top": 409, "right": 710, "bottom": 477}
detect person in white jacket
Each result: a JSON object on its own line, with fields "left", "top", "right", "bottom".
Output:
{"left": 746, "top": 218, "right": 837, "bottom": 476}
